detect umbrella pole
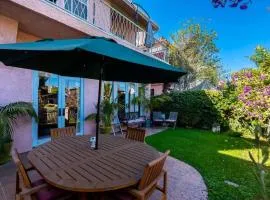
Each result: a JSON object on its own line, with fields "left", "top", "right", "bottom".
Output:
{"left": 95, "top": 66, "right": 103, "bottom": 150}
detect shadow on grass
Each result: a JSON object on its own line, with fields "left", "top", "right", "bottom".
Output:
{"left": 145, "top": 128, "right": 269, "bottom": 200}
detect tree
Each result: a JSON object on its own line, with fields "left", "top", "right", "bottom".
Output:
{"left": 169, "top": 22, "right": 221, "bottom": 91}
{"left": 212, "top": 0, "right": 252, "bottom": 10}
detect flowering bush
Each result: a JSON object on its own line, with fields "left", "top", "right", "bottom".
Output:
{"left": 231, "top": 69, "right": 270, "bottom": 128}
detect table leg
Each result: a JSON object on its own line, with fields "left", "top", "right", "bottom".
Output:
{"left": 79, "top": 193, "right": 88, "bottom": 200}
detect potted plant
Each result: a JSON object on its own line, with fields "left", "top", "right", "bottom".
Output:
{"left": 0, "top": 102, "right": 38, "bottom": 164}
{"left": 85, "top": 83, "right": 121, "bottom": 134}
{"left": 131, "top": 84, "right": 152, "bottom": 127}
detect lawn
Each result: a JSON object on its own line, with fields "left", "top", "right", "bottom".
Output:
{"left": 145, "top": 128, "right": 269, "bottom": 200}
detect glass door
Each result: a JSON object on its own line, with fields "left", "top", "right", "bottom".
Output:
{"left": 37, "top": 72, "right": 60, "bottom": 139}
{"left": 35, "top": 72, "right": 83, "bottom": 144}
{"left": 61, "top": 77, "right": 82, "bottom": 134}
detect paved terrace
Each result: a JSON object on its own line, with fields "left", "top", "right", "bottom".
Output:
{"left": 0, "top": 128, "right": 208, "bottom": 200}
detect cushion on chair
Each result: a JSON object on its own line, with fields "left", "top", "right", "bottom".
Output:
{"left": 165, "top": 119, "right": 176, "bottom": 122}
{"left": 32, "top": 180, "right": 71, "bottom": 200}
{"left": 153, "top": 119, "right": 164, "bottom": 122}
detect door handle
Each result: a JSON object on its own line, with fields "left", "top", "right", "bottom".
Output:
{"left": 58, "top": 108, "right": 62, "bottom": 116}
{"left": 58, "top": 108, "right": 66, "bottom": 116}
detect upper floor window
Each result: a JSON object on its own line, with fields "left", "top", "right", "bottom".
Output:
{"left": 64, "top": 0, "right": 88, "bottom": 20}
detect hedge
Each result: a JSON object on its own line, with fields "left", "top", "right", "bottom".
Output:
{"left": 151, "top": 90, "right": 229, "bottom": 130}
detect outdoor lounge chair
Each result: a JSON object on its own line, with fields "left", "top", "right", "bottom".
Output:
{"left": 165, "top": 112, "right": 178, "bottom": 129}
{"left": 50, "top": 126, "right": 76, "bottom": 141}
{"left": 152, "top": 111, "right": 165, "bottom": 126}
{"left": 112, "top": 115, "right": 124, "bottom": 136}
{"left": 12, "top": 148, "right": 74, "bottom": 200}
{"left": 112, "top": 150, "right": 170, "bottom": 200}
{"left": 123, "top": 112, "right": 146, "bottom": 128}
{"left": 126, "top": 127, "right": 146, "bottom": 142}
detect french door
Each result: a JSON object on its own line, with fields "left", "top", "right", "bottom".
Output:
{"left": 33, "top": 72, "right": 84, "bottom": 146}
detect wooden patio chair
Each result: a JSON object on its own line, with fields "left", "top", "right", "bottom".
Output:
{"left": 126, "top": 127, "right": 146, "bottom": 142}
{"left": 152, "top": 112, "right": 165, "bottom": 126}
{"left": 112, "top": 115, "right": 124, "bottom": 136}
{"left": 50, "top": 126, "right": 76, "bottom": 141}
{"left": 12, "top": 148, "right": 73, "bottom": 200}
{"left": 112, "top": 150, "right": 170, "bottom": 200}
{"left": 165, "top": 112, "right": 178, "bottom": 129}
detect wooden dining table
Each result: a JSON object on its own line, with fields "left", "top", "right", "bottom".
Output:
{"left": 27, "top": 134, "right": 160, "bottom": 199}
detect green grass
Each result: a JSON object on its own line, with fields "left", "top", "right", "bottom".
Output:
{"left": 145, "top": 128, "right": 268, "bottom": 200}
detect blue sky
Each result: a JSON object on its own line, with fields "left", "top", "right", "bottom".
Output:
{"left": 135, "top": 0, "right": 270, "bottom": 72}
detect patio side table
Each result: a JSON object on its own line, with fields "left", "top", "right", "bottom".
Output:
{"left": 27, "top": 135, "right": 160, "bottom": 199}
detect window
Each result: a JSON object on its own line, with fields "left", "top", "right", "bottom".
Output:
{"left": 151, "top": 89, "right": 155, "bottom": 97}
{"left": 65, "top": 0, "right": 88, "bottom": 20}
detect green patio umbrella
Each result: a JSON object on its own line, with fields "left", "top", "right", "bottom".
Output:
{"left": 0, "top": 37, "right": 186, "bottom": 149}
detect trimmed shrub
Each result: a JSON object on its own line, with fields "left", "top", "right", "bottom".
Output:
{"left": 151, "top": 90, "right": 229, "bottom": 130}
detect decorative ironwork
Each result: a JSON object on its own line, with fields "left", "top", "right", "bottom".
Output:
{"left": 64, "top": 0, "right": 88, "bottom": 20}
{"left": 43, "top": 0, "right": 166, "bottom": 59}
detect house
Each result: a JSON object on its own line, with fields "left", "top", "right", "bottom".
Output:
{"left": 150, "top": 37, "right": 170, "bottom": 96}
{"left": 0, "top": 0, "right": 166, "bottom": 153}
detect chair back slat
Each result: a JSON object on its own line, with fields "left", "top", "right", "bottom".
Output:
{"left": 126, "top": 127, "right": 146, "bottom": 142}
{"left": 50, "top": 126, "right": 76, "bottom": 141}
{"left": 12, "top": 149, "right": 32, "bottom": 188}
{"left": 112, "top": 115, "right": 123, "bottom": 135}
{"left": 169, "top": 112, "right": 178, "bottom": 121}
{"left": 138, "top": 150, "right": 170, "bottom": 190}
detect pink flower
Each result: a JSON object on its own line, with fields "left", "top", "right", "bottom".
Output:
{"left": 260, "top": 74, "right": 266, "bottom": 80}
{"left": 263, "top": 86, "right": 270, "bottom": 96}
{"left": 244, "top": 71, "right": 253, "bottom": 79}
{"left": 243, "top": 86, "right": 252, "bottom": 94}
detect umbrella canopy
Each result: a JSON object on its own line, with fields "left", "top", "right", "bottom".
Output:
{"left": 0, "top": 37, "right": 185, "bottom": 83}
{"left": 0, "top": 37, "right": 186, "bottom": 149}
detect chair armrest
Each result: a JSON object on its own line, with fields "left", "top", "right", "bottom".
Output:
{"left": 128, "top": 188, "right": 144, "bottom": 199}
{"left": 19, "top": 183, "right": 48, "bottom": 197}
{"left": 25, "top": 166, "right": 35, "bottom": 172}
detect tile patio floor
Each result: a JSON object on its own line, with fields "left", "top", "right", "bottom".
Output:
{"left": 0, "top": 128, "right": 208, "bottom": 200}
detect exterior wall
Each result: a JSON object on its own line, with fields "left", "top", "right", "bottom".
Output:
{"left": 151, "top": 84, "right": 164, "bottom": 96}
{"left": 0, "top": 15, "right": 34, "bottom": 153}
{"left": 0, "top": 15, "right": 18, "bottom": 43}
{"left": 17, "top": 31, "right": 40, "bottom": 42}
{"left": 94, "top": 0, "right": 111, "bottom": 32}
{"left": 84, "top": 79, "right": 99, "bottom": 135}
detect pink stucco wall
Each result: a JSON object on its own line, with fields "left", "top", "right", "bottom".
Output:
{"left": 84, "top": 79, "right": 99, "bottom": 135}
{"left": 151, "top": 84, "right": 164, "bottom": 96}
{"left": 0, "top": 15, "right": 33, "bottom": 153}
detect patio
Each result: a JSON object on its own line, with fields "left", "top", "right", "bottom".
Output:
{"left": 0, "top": 129, "right": 208, "bottom": 200}
{"left": 0, "top": 37, "right": 192, "bottom": 200}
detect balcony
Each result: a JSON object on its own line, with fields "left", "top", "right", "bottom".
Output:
{"left": 43, "top": 0, "right": 151, "bottom": 49}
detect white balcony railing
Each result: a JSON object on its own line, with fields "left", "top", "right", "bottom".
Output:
{"left": 44, "top": 0, "right": 151, "bottom": 48}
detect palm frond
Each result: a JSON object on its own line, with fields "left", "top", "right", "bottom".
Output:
{"left": 0, "top": 102, "right": 37, "bottom": 139}
{"left": 0, "top": 102, "right": 38, "bottom": 121}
